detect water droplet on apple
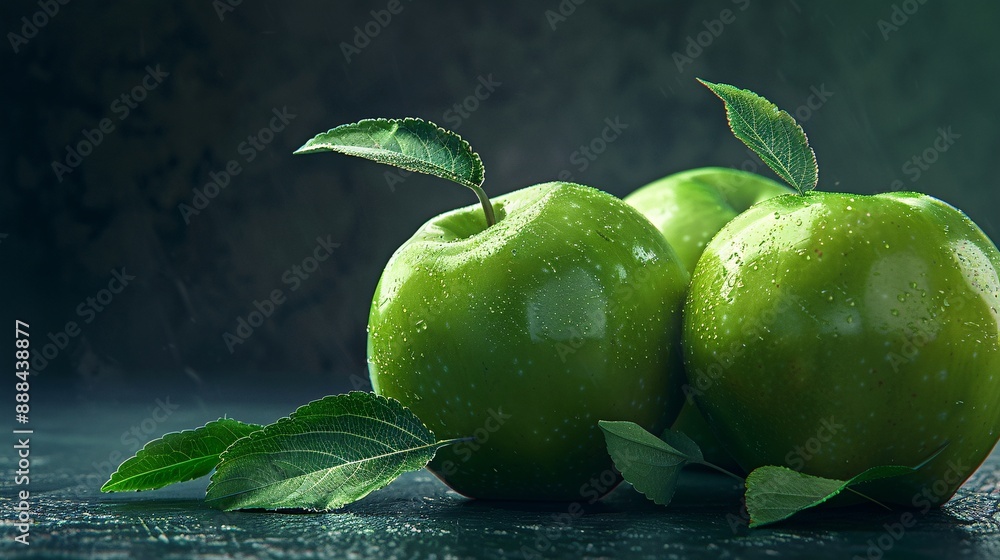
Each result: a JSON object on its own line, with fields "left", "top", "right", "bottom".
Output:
{"left": 891, "top": 309, "right": 900, "bottom": 316}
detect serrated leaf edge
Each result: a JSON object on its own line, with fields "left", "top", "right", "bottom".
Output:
{"left": 293, "top": 117, "right": 486, "bottom": 189}
{"left": 697, "top": 79, "right": 819, "bottom": 194}
{"left": 204, "top": 391, "right": 445, "bottom": 512}
{"left": 598, "top": 421, "right": 695, "bottom": 506}
{"left": 745, "top": 464, "right": 918, "bottom": 528}
{"left": 101, "top": 417, "right": 263, "bottom": 493}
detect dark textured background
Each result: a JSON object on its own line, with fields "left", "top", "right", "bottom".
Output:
{"left": 3, "top": 0, "right": 999, "bottom": 400}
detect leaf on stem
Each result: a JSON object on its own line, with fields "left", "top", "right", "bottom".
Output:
{"left": 698, "top": 79, "right": 818, "bottom": 194}
{"left": 745, "top": 464, "right": 918, "bottom": 528}
{"left": 598, "top": 421, "right": 704, "bottom": 506}
{"left": 294, "top": 117, "right": 485, "bottom": 190}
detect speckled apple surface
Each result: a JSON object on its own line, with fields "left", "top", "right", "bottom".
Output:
{"left": 626, "top": 167, "right": 795, "bottom": 470}
{"left": 368, "top": 182, "right": 690, "bottom": 500}
{"left": 625, "top": 167, "right": 794, "bottom": 273}
{"left": 684, "top": 190, "right": 1000, "bottom": 506}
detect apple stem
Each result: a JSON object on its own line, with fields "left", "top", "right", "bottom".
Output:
{"left": 471, "top": 184, "right": 496, "bottom": 227}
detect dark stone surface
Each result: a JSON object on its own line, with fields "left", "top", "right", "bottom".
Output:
{"left": 2, "top": 398, "right": 999, "bottom": 559}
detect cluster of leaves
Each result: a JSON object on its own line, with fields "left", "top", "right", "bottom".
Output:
{"left": 104, "top": 81, "right": 928, "bottom": 526}
{"left": 103, "top": 390, "right": 936, "bottom": 527}
{"left": 598, "top": 420, "right": 941, "bottom": 528}
{"left": 103, "top": 392, "right": 464, "bottom": 511}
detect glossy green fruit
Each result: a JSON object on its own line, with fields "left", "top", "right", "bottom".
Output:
{"left": 625, "top": 167, "right": 794, "bottom": 468}
{"left": 684, "top": 190, "right": 1000, "bottom": 506}
{"left": 625, "top": 167, "right": 794, "bottom": 273}
{"left": 369, "top": 182, "right": 690, "bottom": 500}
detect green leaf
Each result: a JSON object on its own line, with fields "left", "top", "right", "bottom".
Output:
{"left": 101, "top": 418, "right": 263, "bottom": 492}
{"left": 294, "top": 117, "right": 485, "bottom": 190}
{"left": 205, "top": 392, "right": 457, "bottom": 512}
{"left": 745, "top": 465, "right": 916, "bottom": 528}
{"left": 660, "top": 428, "right": 704, "bottom": 464}
{"left": 598, "top": 421, "right": 703, "bottom": 506}
{"left": 698, "top": 79, "right": 818, "bottom": 194}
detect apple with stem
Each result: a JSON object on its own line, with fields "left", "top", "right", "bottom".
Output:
{"left": 295, "top": 118, "right": 690, "bottom": 500}
{"left": 683, "top": 80, "right": 1000, "bottom": 506}
{"left": 625, "top": 167, "right": 793, "bottom": 468}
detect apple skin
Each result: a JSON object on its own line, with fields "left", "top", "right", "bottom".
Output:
{"left": 625, "top": 167, "right": 794, "bottom": 469}
{"left": 683, "top": 190, "right": 1000, "bottom": 506}
{"left": 368, "top": 181, "right": 690, "bottom": 500}
{"left": 624, "top": 167, "right": 794, "bottom": 273}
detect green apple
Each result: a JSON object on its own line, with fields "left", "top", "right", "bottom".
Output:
{"left": 625, "top": 167, "right": 794, "bottom": 468}
{"left": 684, "top": 190, "right": 1000, "bottom": 506}
{"left": 296, "top": 119, "right": 689, "bottom": 500}
{"left": 625, "top": 167, "right": 794, "bottom": 273}
{"left": 367, "top": 181, "right": 690, "bottom": 500}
